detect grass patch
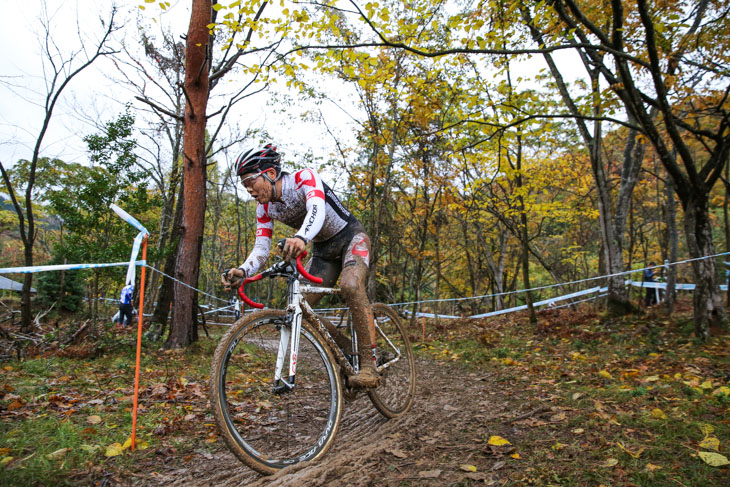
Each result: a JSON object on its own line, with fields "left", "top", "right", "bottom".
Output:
{"left": 1, "top": 325, "right": 228, "bottom": 486}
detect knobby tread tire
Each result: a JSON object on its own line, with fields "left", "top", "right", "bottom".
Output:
{"left": 367, "top": 303, "right": 416, "bottom": 418}
{"left": 209, "top": 309, "right": 342, "bottom": 475}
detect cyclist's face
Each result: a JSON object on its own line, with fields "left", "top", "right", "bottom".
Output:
{"left": 241, "top": 169, "right": 274, "bottom": 203}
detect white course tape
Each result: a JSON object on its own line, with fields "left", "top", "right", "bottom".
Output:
{"left": 470, "top": 286, "right": 604, "bottom": 319}
{"left": 0, "top": 260, "right": 146, "bottom": 274}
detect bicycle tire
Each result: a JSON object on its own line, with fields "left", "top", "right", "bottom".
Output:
{"left": 367, "top": 303, "right": 416, "bottom": 418}
{"left": 210, "top": 310, "right": 342, "bottom": 474}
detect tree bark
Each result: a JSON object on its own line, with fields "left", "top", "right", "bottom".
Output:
{"left": 152, "top": 178, "right": 184, "bottom": 328}
{"left": 166, "top": 0, "right": 211, "bottom": 348}
{"left": 664, "top": 173, "right": 678, "bottom": 311}
{"left": 684, "top": 195, "right": 726, "bottom": 338}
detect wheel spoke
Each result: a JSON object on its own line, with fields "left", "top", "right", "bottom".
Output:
{"left": 210, "top": 311, "right": 342, "bottom": 474}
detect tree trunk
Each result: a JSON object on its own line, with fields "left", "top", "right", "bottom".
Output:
{"left": 664, "top": 173, "right": 678, "bottom": 311}
{"left": 523, "top": 10, "right": 637, "bottom": 316}
{"left": 166, "top": 0, "right": 211, "bottom": 348}
{"left": 151, "top": 179, "right": 184, "bottom": 328}
{"left": 684, "top": 195, "right": 727, "bottom": 338}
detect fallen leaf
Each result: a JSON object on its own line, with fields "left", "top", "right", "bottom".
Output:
{"left": 650, "top": 408, "right": 667, "bottom": 420}
{"left": 122, "top": 437, "right": 133, "bottom": 450}
{"left": 105, "top": 443, "right": 124, "bottom": 457}
{"left": 80, "top": 444, "right": 100, "bottom": 454}
{"left": 459, "top": 464, "right": 477, "bottom": 472}
{"left": 713, "top": 386, "right": 730, "bottom": 397}
{"left": 464, "top": 471, "right": 489, "bottom": 481}
{"left": 510, "top": 453, "right": 521, "bottom": 459}
{"left": 418, "top": 469, "right": 442, "bottom": 478}
{"left": 699, "top": 381, "right": 713, "bottom": 390}
{"left": 699, "top": 436, "right": 720, "bottom": 452}
{"left": 571, "top": 392, "right": 583, "bottom": 400}
{"left": 86, "top": 415, "right": 102, "bottom": 425}
{"left": 552, "top": 442, "right": 568, "bottom": 450}
{"left": 0, "top": 448, "right": 9, "bottom": 456}
{"left": 487, "top": 435, "right": 511, "bottom": 446}
{"left": 46, "top": 448, "right": 71, "bottom": 460}
{"left": 699, "top": 424, "right": 715, "bottom": 436}
{"left": 603, "top": 458, "right": 619, "bottom": 467}
{"left": 0, "top": 456, "right": 12, "bottom": 467}
{"left": 617, "top": 442, "right": 644, "bottom": 458}
{"left": 550, "top": 412, "right": 567, "bottom": 422}
{"left": 386, "top": 448, "right": 408, "bottom": 458}
{"left": 698, "top": 451, "right": 729, "bottom": 467}
{"left": 644, "top": 463, "right": 662, "bottom": 472}
{"left": 136, "top": 440, "right": 150, "bottom": 450}
{"left": 571, "top": 428, "right": 584, "bottom": 434}
{"left": 598, "top": 370, "right": 613, "bottom": 380}
{"left": 7, "top": 400, "right": 23, "bottom": 411}
{"left": 491, "top": 460, "right": 506, "bottom": 470}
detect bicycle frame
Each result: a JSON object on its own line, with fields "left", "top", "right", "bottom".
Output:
{"left": 238, "top": 252, "right": 403, "bottom": 394}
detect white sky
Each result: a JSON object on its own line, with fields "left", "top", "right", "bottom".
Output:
{"left": 0, "top": 0, "right": 361, "bottom": 188}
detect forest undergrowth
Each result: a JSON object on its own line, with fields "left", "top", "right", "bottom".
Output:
{"left": 0, "top": 296, "right": 728, "bottom": 486}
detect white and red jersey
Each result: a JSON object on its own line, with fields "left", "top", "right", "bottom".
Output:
{"left": 239, "top": 168, "right": 356, "bottom": 277}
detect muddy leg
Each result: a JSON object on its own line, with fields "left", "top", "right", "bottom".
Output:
{"left": 340, "top": 258, "right": 375, "bottom": 366}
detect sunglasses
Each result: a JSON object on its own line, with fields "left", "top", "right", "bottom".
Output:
{"left": 240, "top": 170, "right": 264, "bottom": 189}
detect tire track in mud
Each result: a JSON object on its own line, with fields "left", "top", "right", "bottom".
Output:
{"left": 136, "top": 356, "right": 514, "bottom": 486}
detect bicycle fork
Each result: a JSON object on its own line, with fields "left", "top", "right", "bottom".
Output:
{"left": 272, "top": 279, "right": 303, "bottom": 395}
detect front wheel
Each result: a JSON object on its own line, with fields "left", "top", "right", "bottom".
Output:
{"left": 368, "top": 304, "right": 416, "bottom": 418}
{"left": 210, "top": 310, "right": 342, "bottom": 474}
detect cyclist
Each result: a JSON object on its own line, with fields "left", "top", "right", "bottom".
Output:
{"left": 222, "top": 143, "right": 380, "bottom": 388}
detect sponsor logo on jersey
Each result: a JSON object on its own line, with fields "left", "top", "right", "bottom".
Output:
{"left": 304, "top": 205, "right": 318, "bottom": 234}
{"left": 306, "top": 189, "right": 325, "bottom": 200}
{"left": 295, "top": 169, "right": 316, "bottom": 188}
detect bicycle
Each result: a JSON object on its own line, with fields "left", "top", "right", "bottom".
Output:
{"left": 210, "top": 245, "right": 416, "bottom": 474}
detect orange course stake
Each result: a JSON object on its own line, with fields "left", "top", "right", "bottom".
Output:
{"left": 131, "top": 235, "right": 148, "bottom": 451}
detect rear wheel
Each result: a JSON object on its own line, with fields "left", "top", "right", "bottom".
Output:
{"left": 367, "top": 304, "right": 416, "bottom": 418}
{"left": 210, "top": 310, "right": 342, "bottom": 474}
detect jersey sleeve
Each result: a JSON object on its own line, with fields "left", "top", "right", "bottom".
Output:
{"left": 239, "top": 203, "right": 273, "bottom": 277}
{"left": 293, "top": 168, "right": 326, "bottom": 242}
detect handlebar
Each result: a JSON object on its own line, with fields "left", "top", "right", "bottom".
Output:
{"left": 237, "top": 251, "right": 323, "bottom": 309}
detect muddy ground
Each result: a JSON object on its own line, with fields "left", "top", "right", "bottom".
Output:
{"left": 125, "top": 356, "right": 541, "bottom": 486}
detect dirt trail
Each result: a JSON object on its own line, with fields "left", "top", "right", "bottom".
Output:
{"left": 133, "top": 356, "right": 536, "bottom": 486}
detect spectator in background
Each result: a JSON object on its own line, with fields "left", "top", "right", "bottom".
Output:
{"left": 644, "top": 262, "right": 657, "bottom": 307}
{"left": 117, "top": 283, "right": 135, "bottom": 327}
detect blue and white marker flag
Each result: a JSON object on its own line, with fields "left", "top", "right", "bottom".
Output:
{"left": 111, "top": 204, "right": 149, "bottom": 286}
{"left": 126, "top": 232, "right": 146, "bottom": 285}
{"left": 111, "top": 204, "right": 149, "bottom": 235}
